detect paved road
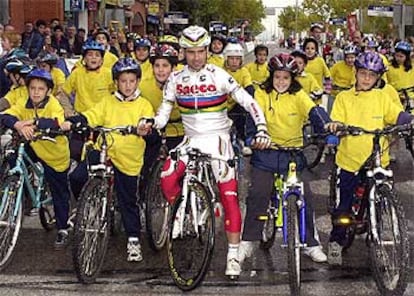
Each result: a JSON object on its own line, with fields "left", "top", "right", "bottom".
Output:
{"left": 0, "top": 45, "right": 413, "bottom": 295}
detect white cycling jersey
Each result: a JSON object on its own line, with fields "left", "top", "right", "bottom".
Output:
{"left": 153, "top": 63, "right": 267, "bottom": 136}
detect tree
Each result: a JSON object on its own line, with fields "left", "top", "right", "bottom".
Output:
{"left": 278, "top": 6, "right": 308, "bottom": 37}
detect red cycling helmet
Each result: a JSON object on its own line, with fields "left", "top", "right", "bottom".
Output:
{"left": 268, "top": 53, "right": 299, "bottom": 75}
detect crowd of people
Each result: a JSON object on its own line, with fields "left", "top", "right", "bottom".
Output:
{"left": 0, "top": 17, "right": 413, "bottom": 283}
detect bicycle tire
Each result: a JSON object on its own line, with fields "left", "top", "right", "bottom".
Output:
{"left": 302, "top": 124, "right": 325, "bottom": 170}
{"left": 167, "top": 180, "right": 215, "bottom": 291}
{"left": 260, "top": 201, "right": 277, "bottom": 250}
{"left": 39, "top": 184, "right": 56, "bottom": 231}
{"left": 145, "top": 160, "right": 169, "bottom": 251}
{"left": 369, "top": 185, "right": 410, "bottom": 296}
{"left": 287, "top": 195, "right": 301, "bottom": 296}
{"left": 72, "top": 177, "right": 111, "bottom": 284}
{"left": 0, "top": 176, "right": 23, "bottom": 270}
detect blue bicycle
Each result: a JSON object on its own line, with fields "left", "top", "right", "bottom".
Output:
{"left": 0, "top": 129, "right": 63, "bottom": 270}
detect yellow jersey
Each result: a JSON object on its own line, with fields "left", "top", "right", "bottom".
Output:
{"left": 386, "top": 64, "right": 414, "bottom": 91}
{"left": 207, "top": 54, "right": 224, "bottom": 68}
{"left": 62, "top": 66, "right": 115, "bottom": 113}
{"left": 4, "top": 85, "right": 28, "bottom": 106}
{"left": 225, "top": 66, "right": 253, "bottom": 109}
{"left": 296, "top": 71, "right": 322, "bottom": 95}
{"left": 3, "top": 95, "right": 70, "bottom": 172}
{"left": 82, "top": 94, "right": 154, "bottom": 176}
{"left": 50, "top": 67, "right": 66, "bottom": 96}
{"left": 331, "top": 88, "right": 403, "bottom": 172}
{"left": 139, "top": 75, "right": 184, "bottom": 137}
{"left": 245, "top": 61, "right": 269, "bottom": 89}
{"left": 330, "top": 60, "right": 355, "bottom": 90}
{"left": 305, "top": 56, "right": 331, "bottom": 88}
{"left": 255, "top": 88, "right": 315, "bottom": 147}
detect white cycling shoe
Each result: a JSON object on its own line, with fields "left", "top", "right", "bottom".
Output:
{"left": 225, "top": 257, "right": 241, "bottom": 278}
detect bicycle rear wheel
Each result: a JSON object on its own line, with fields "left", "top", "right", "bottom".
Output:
{"left": 72, "top": 177, "right": 111, "bottom": 284}
{"left": 369, "top": 185, "right": 410, "bottom": 296}
{"left": 286, "top": 195, "right": 301, "bottom": 296}
{"left": 167, "top": 181, "right": 215, "bottom": 291}
{"left": 145, "top": 160, "right": 169, "bottom": 251}
{"left": 0, "top": 176, "right": 23, "bottom": 270}
{"left": 39, "top": 184, "right": 56, "bottom": 231}
{"left": 302, "top": 124, "right": 325, "bottom": 170}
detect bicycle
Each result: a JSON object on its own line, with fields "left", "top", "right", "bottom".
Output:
{"left": 398, "top": 86, "right": 414, "bottom": 159}
{"left": 328, "top": 124, "right": 411, "bottom": 296}
{"left": 167, "top": 146, "right": 238, "bottom": 291}
{"left": 0, "top": 129, "right": 65, "bottom": 270}
{"left": 258, "top": 141, "right": 312, "bottom": 296}
{"left": 71, "top": 125, "right": 137, "bottom": 284}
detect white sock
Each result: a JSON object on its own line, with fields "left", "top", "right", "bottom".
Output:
{"left": 128, "top": 237, "right": 139, "bottom": 243}
{"left": 228, "top": 243, "right": 239, "bottom": 259}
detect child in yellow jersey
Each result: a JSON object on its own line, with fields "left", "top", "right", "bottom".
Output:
{"left": 386, "top": 41, "right": 414, "bottom": 109}
{"left": 94, "top": 29, "right": 119, "bottom": 69}
{"left": 325, "top": 52, "right": 412, "bottom": 266}
{"left": 0, "top": 59, "right": 33, "bottom": 111}
{"left": 134, "top": 38, "right": 153, "bottom": 80}
{"left": 245, "top": 44, "right": 270, "bottom": 90}
{"left": 62, "top": 58, "right": 154, "bottom": 262}
{"left": 291, "top": 50, "right": 323, "bottom": 98}
{"left": 239, "top": 53, "right": 331, "bottom": 265}
{"left": 330, "top": 45, "right": 358, "bottom": 94}
{"left": 36, "top": 52, "right": 66, "bottom": 96}
{"left": 207, "top": 33, "right": 226, "bottom": 68}
{"left": 223, "top": 41, "right": 255, "bottom": 155}
{"left": 139, "top": 43, "right": 184, "bottom": 193}
{"left": 303, "top": 38, "right": 331, "bottom": 91}
{"left": 0, "top": 69, "right": 71, "bottom": 249}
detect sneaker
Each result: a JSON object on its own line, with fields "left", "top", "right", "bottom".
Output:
{"left": 127, "top": 240, "right": 143, "bottom": 262}
{"left": 225, "top": 257, "right": 241, "bottom": 278}
{"left": 303, "top": 246, "right": 327, "bottom": 263}
{"left": 327, "top": 241, "right": 343, "bottom": 265}
{"left": 238, "top": 240, "right": 253, "bottom": 264}
{"left": 54, "top": 229, "right": 69, "bottom": 250}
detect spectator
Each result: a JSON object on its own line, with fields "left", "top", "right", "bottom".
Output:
{"left": 0, "top": 23, "right": 4, "bottom": 56}
{"left": 21, "top": 19, "right": 46, "bottom": 59}
{"left": 43, "top": 34, "right": 56, "bottom": 54}
{"left": 4, "top": 24, "right": 15, "bottom": 32}
{"left": 66, "top": 24, "right": 82, "bottom": 55}
{"left": 73, "top": 28, "right": 86, "bottom": 55}
{"left": 50, "top": 18, "right": 60, "bottom": 30}
{"left": 51, "top": 25, "right": 71, "bottom": 57}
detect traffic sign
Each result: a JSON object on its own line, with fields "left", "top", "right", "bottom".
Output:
{"left": 367, "top": 5, "right": 394, "bottom": 17}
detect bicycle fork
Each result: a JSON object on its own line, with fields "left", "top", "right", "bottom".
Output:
{"left": 281, "top": 188, "right": 307, "bottom": 248}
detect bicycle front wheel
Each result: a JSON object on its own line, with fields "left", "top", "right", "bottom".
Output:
{"left": 369, "top": 185, "right": 410, "bottom": 296}
{"left": 145, "top": 160, "right": 169, "bottom": 251}
{"left": 72, "top": 177, "right": 111, "bottom": 284}
{"left": 0, "top": 176, "right": 23, "bottom": 270}
{"left": 167, "top": 181, "right": 215, "bottom": 291}
{"left": 286, "top": 195, "right": 301, "bottom": 296}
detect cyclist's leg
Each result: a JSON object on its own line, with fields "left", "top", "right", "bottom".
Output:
{"left": 68, "top": 150, "right": 100, "bottom": 199}
{"left": 159, "top": 157, "right": 186, "bottom": 205}
{"left": 113, "top": 166, "right": 142, "bottom": 262}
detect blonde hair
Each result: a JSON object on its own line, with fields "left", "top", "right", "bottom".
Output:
{"left": 2, "top": 31, "right": 22, "bottom": 48}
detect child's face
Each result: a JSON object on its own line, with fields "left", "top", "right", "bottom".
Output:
{"left": 345, "top": 54, "right": 356, "bottom": 67}
{"left": 135, "top": 47, "right": 149, "bottom": 62}
{"left": 84, "top": 50, "right": 103, "bottom": 70}
{"left": 394, "top": 51, "right": 406, "bottom": 65}
{"left": 294, "top": 57, "right": 305, "bottom": 72}
{"left": 356, "top": 69, "right": 379, "bottom": 91}
{"left": 255, "top": 50, "right": 268, "bottom": 64}
{"left": 305, "top": 42, "right": 317, "bottom": 58}
{"left": 28, "top": 79, "right": 49, "bottom": 105}
{"left": 226, "top": 56, "right": 242, "bottom": 71}
{"left": 211, "top": 39, "right": 224, "bottom": 54}
{"left": 116, "top": 72, "right": 139, "bottom": 97}
{"left": 95, "top": 34, "right": 108, "bottom": 46}
{"left": 38, "top": 62, "right": 52, "bottom": 72}
{"left": 153, "top": 58, "right": 173, "bottom": 83}
{"left": 273, "top": 70, "right": 292, "bottom": 93}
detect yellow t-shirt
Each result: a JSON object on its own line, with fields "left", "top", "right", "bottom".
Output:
{"left": 74, "top": 50, "right": 118, "bottom": 70}
{"left": 255, "top": 88, "right": 315, "bottom": 147}
{"left": 386, "top": 64, "right": 414, "bottom": 91}
{"left": 305, "top": 56, "right": 331, "bottom": 88}
{"left": 225, "top": 66, "right": 253, "bottom": 109}
{"left": 381, "top": 83, "right": 403, "bottom": 109}
{"left": 331, "top": 88, "right": 403, "bottom": 172}
{"left": 4, "top": 95, "right": 70, "bottom": 172}
{"left": 245, "top": 61, "right": 269, "bottom": 89}
{"left": 4, "top": 85, "right": 28, "bottom": 106}
{"left": 82, "top": 94, "right": 154, "bottom": 176}
{"left": 136, "top": 59, "right": 153, "bottom": 80}
{"left": 330, "top": 60, "right": 356, "bottom": 90}
{"left": 50, "top": 67, "right": 66, "bottom": 96}
{"left": 207, "top": 54, "right": 224, "bottom": 68}
{"left": 62, "top": 66, "right": 115, "bottom": 113}
{"left": 296, "top": 71, "right": 322, "bottom": 95}
{"left": 139, "top": 75, "right": 184, "bottom": 137}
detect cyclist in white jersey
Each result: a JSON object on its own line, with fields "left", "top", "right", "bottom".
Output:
{"left": 140, "top": 25, "right": 271, "bottom": 278}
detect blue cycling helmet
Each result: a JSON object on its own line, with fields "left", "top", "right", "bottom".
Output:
{"left": 25, "top": 68, "right": 54, "bottom": 89}
{"left": 37, "top": 52, "right": 59, "bottom": 65}
{"left": 134, "top": 38, "right": 151, "bottom": 50}
{"left": 395, "top": 41, "right": 412, "bottom": 53}
{"left": 226, "top": 37, "right": 239, "bottom": 44}
{"left": 343, "top": 45, "right": 359, "bottom": 56}
{"left": 82, "top": 39, "right": 105, "bottom": 57}
{"left": 19, "top": 64, "right": 35, "bottom": 76}
{"left": 355, "top": 52, "right": 385, "bottom": 74}
{"left": 5, "top": 59, "right": 25, "bottom": 73}
{"left": 112, "top": 57, "right": 141, "bottom": 80}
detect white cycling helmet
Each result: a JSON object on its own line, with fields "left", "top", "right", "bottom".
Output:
{"left": 223, "top": 42, "right": 244, "bottom": 60}
{"left": 179, "top": 25, "right": 211, "bottom": 48}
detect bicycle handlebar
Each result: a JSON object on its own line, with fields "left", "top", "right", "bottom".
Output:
{"left": 170, "top": 147, "right": 238, "bottom": 168}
